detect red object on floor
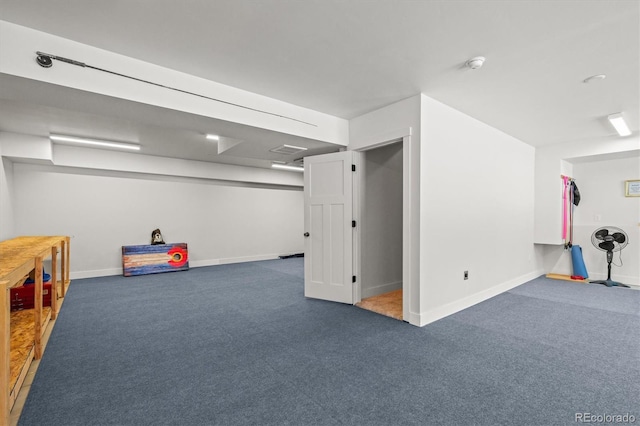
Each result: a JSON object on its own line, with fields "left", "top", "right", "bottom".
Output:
{"left": 10, "top": 282, "right": 52, "bottom": 311}
{"left": 570, "top": 275, "right": 585, "bottom": 280}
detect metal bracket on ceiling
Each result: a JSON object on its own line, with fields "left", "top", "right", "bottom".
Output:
{"left": 34, "top": 51, "right": 318, "bottom": 127}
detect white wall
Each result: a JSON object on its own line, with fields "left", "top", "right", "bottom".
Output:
{"left": 350, "top": 94, "right": 544, "bottom": 326}
{"left": 11, "top": 162, "right": 304, "bottom": 278}
{"left": 361, "top": 142, "right": 403, "bottom": 298}
{"left": 0, "top": 152, "right": 15, "bottom": 240}
{"left": 419, "top": 96, "right": 541, "bottom": 325}
{"left": 572, "top": 156, "right": 639, "bottom": 286}
{"left": 1, "top": 130, "right": 305, "bottom": 279}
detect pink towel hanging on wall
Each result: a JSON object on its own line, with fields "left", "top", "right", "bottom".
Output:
{"left": 562, "top": 175, "right": 569, "bottom": 241}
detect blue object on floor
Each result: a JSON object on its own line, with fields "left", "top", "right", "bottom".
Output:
{"left": 571, "top": 245, "right": 588, "bottom": 278}
{"left": 24, "top": 270, "right": 51, "bottom": 284}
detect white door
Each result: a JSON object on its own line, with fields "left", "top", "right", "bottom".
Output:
{"left": 304, "top": 151, "right": 354, "bottom": 304}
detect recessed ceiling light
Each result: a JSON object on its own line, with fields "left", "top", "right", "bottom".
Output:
{"left": 583, "top": 74, "right": 606, "bottom": 83}
{"left": 206, "top": 134, "right": 220, "bottom": 141}
{"left": 607, "top": 113, "right": 631, "bottom": 137}
{"left": 50, "top": 134, "right": 141, "bottom": 151}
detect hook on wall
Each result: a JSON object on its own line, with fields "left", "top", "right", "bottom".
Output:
{"left": 36, "top": 53, "right": 52, "bottom": 68}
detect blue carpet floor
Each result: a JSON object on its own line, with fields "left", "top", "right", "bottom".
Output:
{"left": 18, "top": 259, "right": 640, "bottom": 425}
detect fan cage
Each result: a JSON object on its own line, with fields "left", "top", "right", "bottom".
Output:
{"left": 591, "top": 226, "right": 628, "bottom": 252}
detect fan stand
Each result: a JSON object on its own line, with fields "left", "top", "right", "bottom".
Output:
{"left": 590, "top": 251, "right": 629, "bottom": 288}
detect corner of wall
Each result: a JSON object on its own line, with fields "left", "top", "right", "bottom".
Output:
{"left": 0, "top": 154, "right": 15, "bottom": 240}
{"left": 348, "top": 94, "right": 420, "bottom": 151}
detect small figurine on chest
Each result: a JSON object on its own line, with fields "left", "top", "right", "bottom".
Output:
{"left": 151, "top": 229, "right": 165, "bottom": 245}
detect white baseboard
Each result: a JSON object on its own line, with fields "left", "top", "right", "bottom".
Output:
{"left": 71, "top": 268, "right": 122, "bottom": 280}
{"left": 190, "top": 254, "right": 282, "bottom": 268}
{"left": 416, "top": 269, "right": 545, "bottom": 327}
{"left": 407, "top": 310, "right": 422, "bottom": 327}
{"left": 361, "top": 281, "right": 402, "bottom": 299}
{"left": 70, "top": 254, "right": 284, "bottom": 279}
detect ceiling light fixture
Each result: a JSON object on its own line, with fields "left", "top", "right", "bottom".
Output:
{"left": 206, "top": 134, "right": 220, "bottom": 141}
{"left": 271, "top": 163, "right": 304, "bottom": 172}
{"left": 607, "top": 113, "right": 631, "bottom": 137}
{"left": 465, "top": 56, "right": 485, "bottom": 70}
{"left": 50, "top": 134, "right": 141, "bottom": 151}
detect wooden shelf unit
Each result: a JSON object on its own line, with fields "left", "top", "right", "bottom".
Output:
{"left": 0, "top": 236, "right": 70, "bottom": 425}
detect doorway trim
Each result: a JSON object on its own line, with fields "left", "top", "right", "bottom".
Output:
{"left": 352, "top": 127, "right": 415, "bottom": 323}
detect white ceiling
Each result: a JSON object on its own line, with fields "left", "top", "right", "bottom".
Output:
{"left": 0, "top": 0, "right": 638, "bottom": 167}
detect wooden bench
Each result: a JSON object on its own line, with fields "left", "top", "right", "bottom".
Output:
{"left": 0, "top": 236, "right": 70, "bottom": 425}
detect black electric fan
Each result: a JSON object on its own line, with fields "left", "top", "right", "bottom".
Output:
{"left": 590, "top": 226, "right": 629, "bottom": 288}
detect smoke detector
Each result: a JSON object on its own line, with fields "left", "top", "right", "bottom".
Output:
{"left": 465, "top": 56, "right": 485, "bottom": 70}
{"left": 583, "top": 74, "right": 606, "bottom": 83}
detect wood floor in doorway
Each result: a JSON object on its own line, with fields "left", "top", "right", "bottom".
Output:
{"left": 356, "top": 289, "right": 402, "bottom": 321}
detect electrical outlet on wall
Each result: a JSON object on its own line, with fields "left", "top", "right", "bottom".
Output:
{"left": 464, "top": 270, "right": 469, "bottom": 280}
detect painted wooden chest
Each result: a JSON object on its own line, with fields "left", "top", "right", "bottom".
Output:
{"left": 122, "top": 243, "right": 189, "bottom": 277}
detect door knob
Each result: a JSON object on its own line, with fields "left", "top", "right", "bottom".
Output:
{"left": 304, "top": 232, "right": 310, "bottom": 237}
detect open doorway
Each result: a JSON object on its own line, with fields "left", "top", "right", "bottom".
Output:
{"left": 356, "top": 141, "right": 403, "bottom": 320}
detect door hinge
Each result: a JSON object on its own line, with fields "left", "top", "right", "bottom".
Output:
{"left": 352, "top": 220, "right": 356, "bottom": 228}
{"left": 352, "top": 164, "right": 356, "bottom": 172}
{"left": 352, "top": 275, "right": 356, "bottom": 283}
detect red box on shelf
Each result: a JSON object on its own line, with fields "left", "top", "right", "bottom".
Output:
{"left": 10, "top": 283, "right": 52, "bottom": 311}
